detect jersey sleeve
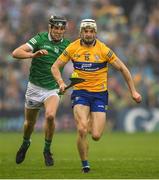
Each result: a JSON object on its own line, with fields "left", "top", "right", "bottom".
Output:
{"left": 27, "top": 33, "right": 41, "bottom": 51}
{"left": 102, "top": 44, "right": 118, "bottom": 63}
{"left": 106, "top": 48, "right": 118, "bottom": 63}
{"left": 58, "top": 44, "right": 73, "bottom": 63}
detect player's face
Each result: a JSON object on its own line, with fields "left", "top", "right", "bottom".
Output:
{"left": 50, "top": 25, "right": 66, "bottom": 41}
{"left": 80, "top": 27, "right": 96, "bottom": 45}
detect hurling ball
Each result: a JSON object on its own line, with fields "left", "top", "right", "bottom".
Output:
{"left": 71, "top": 72, "right": 79, "bottom": 78}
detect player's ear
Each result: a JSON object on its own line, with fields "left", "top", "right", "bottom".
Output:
{"left": 48, "top": 24, "right": 51, "bottom": 32}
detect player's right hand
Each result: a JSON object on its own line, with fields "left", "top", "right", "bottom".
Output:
{"left": 32, "top": 49, "right": 48, "bottom": 58}
{"left": 132, "top": 91, "right": 142, "bottom": 103}
{"left": 59, "top": 82, "right": 67, "bottom": 93}
{"left": 57, "top": 78, "right": 67, "bottom": 93}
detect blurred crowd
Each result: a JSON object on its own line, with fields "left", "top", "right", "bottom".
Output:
{"left": 0, "top": 0, "right": 159, "bottom": 129}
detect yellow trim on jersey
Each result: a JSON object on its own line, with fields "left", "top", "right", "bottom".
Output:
{"left": 59, "top": 39, "right": 118, "bottom": 92}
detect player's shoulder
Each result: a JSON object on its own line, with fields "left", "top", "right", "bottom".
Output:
{"left": 63, "top": 39, "right": 80, "bottom": 54}
{"left": 28, "top": 32, "right": 48, "bottom": 46}
{"left": 62, "top": 38, "right": 71, "bottom": 46}
{"left": 96, "top": 39, "right": 110, "bottom": 50}
{"left": 68, "top": 39, "right": 80, "bottom": 47}
{"left": 36, "top": 32, "right": 48, "bottom": 39}
{"left": 96, "top": 39, "right": 107, "bottom": 47}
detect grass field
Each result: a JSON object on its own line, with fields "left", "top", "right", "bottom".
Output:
{"left": 0, "top": 132, "right": 159, "bottom": 179}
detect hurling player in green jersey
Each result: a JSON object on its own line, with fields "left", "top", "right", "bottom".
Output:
{"left": 12, "top": 15, "right": 70, "bottom": 166}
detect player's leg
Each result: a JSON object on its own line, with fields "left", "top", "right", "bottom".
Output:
{"left": 43, "top": 95, "right": 60, "bottom": 166}
{"left": 87, "top": 114, "right": 92, "bottom": 134}
{"left": 73, "top": 104, "right": 90, "bottom": 173}
{"left": 16, "top": 108, "right": 39, "bottom": 164}
{"left": 90, "top": 112, "right": 106, "bottom": 141}
{"left": 90, "top": 91, "right": 108, "bottom": 140}
{"left": 24, "top": 108, "right": 39, "bottom": 139}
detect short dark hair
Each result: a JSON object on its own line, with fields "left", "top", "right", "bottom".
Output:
{"left": 49, "top": 15, "right": 67, "bottom": 27}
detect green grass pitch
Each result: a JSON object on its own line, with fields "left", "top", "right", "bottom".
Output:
{"left": 0, "top": 132, "right": 158, "bottom": 179}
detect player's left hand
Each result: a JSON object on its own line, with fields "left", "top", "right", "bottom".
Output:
{"left": 32, "top": 49, "right": 48, "bottom": 58}
{"left": 132, "top": 91, "right": 142, "bottom": 103}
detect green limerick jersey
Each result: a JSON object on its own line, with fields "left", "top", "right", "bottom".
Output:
{"left": 27, "top": 32, "right": 70, "bottom": 90}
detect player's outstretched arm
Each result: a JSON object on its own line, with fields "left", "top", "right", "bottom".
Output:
{"left": 111, "top": 58, "right": 142, "bottom": 103}
{"left": 12, "top": 44, "right": 48, "bottom": 59}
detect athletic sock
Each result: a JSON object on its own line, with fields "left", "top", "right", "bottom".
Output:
{"left": 22, "top": 137, "right": 30, "bottom": 148}
{"left": 82, "top": 160, "right": 90, "bottom": 168}
{"left": 44, "top": 139, "right": 52, "bottom": 152}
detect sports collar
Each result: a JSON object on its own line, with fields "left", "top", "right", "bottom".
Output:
{"left": 48, "top": 33, "right": 63, "bottom": 42}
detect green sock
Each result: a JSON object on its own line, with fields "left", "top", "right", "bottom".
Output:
{"left": 44, "top": 139, "right": 52, "bottom": 152}
{"left": 22, "top": 137, "right": 30, "bottom": 148}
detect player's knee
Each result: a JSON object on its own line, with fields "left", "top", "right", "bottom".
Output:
{"left": 92, "top": 133, "right": 101, "bottom": 141}
{"left": 78, "top": 126, "right": 87, "bottom": 138}
{"left": 45, "top": 113, "right": 54, "bottom": 123}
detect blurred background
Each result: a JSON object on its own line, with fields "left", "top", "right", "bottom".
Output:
{"left": 0, "top": 0, "right": 159, "bottom": 133}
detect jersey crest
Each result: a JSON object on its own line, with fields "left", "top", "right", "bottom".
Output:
{"left": 54, "top": 47, "right": 59, "bottom": 53}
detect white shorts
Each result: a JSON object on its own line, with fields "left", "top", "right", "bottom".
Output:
{"left": 25, "top": 82, "right": 60, "bottom": 109}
